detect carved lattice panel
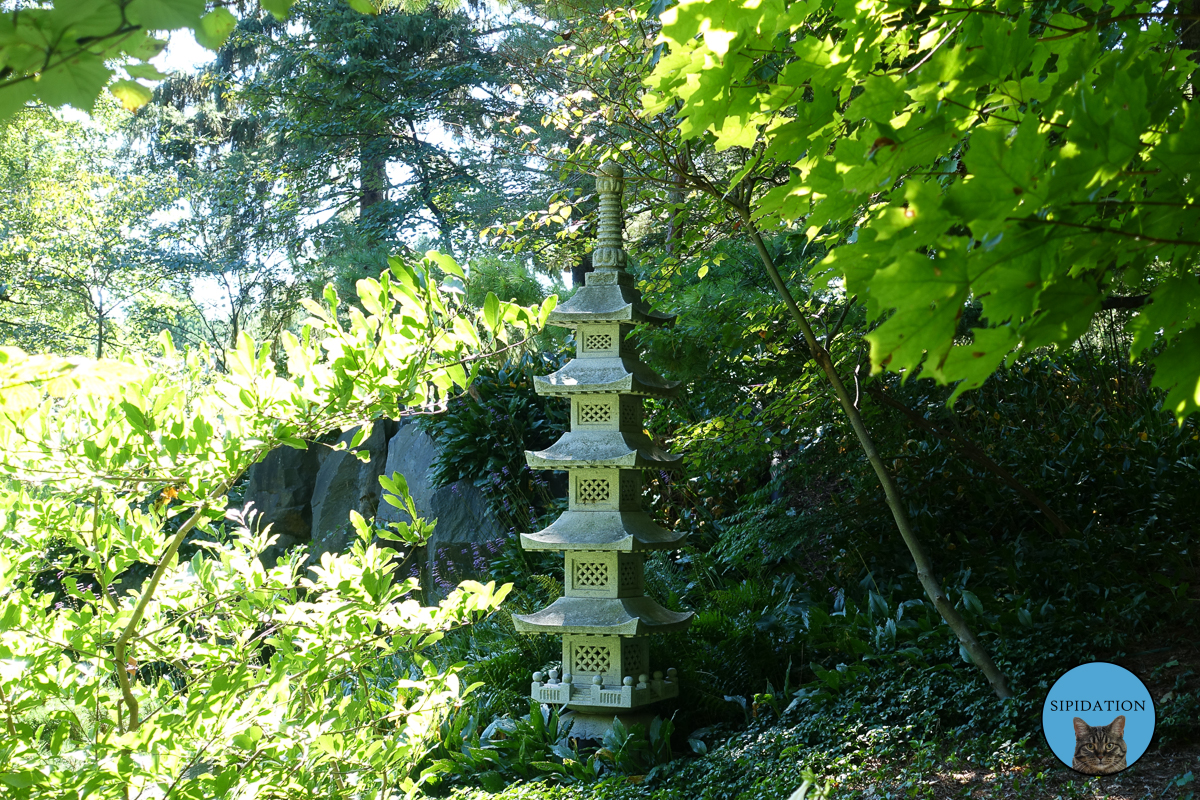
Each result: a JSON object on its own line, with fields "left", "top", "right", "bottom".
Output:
{"left": 577, "top": 477, "right": 610, "bottom": 504}
{"left": 618, "top": 560, "right": 639, "bottom": 590}
{"left": 619, "top": 399, "right": 641, "bottom": 430}
{"left": 574, "top": 560, "right": 609, "bottom": 587}
{"left": 578, "top": 402, "right": 613, "bottom": 424}
{"left": 622, "top": 646, "right": 646, "bottom": 680}
{"left": 619, "top": 475, "right": 640, "bottom": 505}
{"left": 584, "top": 333, "right": 613, "bottom": 352}
{"left": 573, "top": 645, "right": 610, "bottom": 675}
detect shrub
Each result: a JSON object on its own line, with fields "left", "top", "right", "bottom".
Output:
{"left": 0, "top": 256, "right": 555, "bottom": 798}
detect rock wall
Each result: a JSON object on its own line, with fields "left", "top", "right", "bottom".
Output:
{"left": 377, "top": 425, "right": 505, "bottom": 594}
{"left": 243, "top": 444, "right": 326, "bottom": 567}
{"left": 309, "top": 422, "right": 395, "bottom": 564}
{"left": 243, "top": 420, "right": 506, "bottom": 593}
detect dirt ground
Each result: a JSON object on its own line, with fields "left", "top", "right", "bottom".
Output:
{"left": 924, "top": 746, "right": 1199, "bottom": 799}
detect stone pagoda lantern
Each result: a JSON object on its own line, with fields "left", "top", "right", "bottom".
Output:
{"left": 512, "top": 161, "right": 693, "bottom": 724}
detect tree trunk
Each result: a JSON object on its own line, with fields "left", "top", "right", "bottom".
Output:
{"left": 360, "top": 136, "right": 388, "bottom": 249}
{"left": 95, "top": 300, "right": 104, "bottom": 360}
{"left": 360, "top": 143, "right": 388, "bottom": 218}
{"left": 739, "top": 213, "right": 1013, "bottom": 701}
{"left": 571, "top": 250, "right": 594, "bottom": 289}
{"left": 666, "top": 161, "right": 686, "bottom": 257}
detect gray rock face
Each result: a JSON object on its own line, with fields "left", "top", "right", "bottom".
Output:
{"left": 377, "top": 424, "right": 505, "bottom": 595}
{"left": 309, "top": 423, "right": 393, "bottom": 563}
{"left": 375, "top": 425, "right": 440, "bottom": 530}
{"left": 243, "top": 420, "right": 509, "bottom": 592}
{"left": 243, "top": 444, "right": 325, "bottom": 566}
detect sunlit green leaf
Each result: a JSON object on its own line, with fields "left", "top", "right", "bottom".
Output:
{"left": 127, "top": 0, "right": 206, "bottom": 30}
{"left": 260, "top": 0, "right": 297, "bottom": 20}
{"left": 109, "top": 79, "right": 153, "bottom": 111}
{"left": 193, "top": 8, "right": 238, "bottom": 50}
{"left": 483, "top": 292, "right": 500, "bottom": 332}
{"left": 124, "top": 64, "right": 170, "bottom": 81}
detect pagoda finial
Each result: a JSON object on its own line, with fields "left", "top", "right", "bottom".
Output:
{"left": 593, "top": 161, "right": 626, "bottom": 272}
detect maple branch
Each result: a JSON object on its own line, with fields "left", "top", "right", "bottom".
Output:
{"left": 1102, "top": 295, "right": 1151, "bottom": 310}
{"left": 0, "top": 24, "right": 142, "bottom": 91}
{"left": 1006, "top": 216, "right": 1200, "bottom": 247}
{"left": 0, "top": 683, "right": 17, "bottom": 737}
{"left": 736, "top": 210, "right": 1012, "bottom": 701}
{"left": 113, "top": 485, "right": 230, "bottom": 731}
{"left": 1067, "top": 200, "right": 1200, "bottom": 208}
{"left": 907, "top": 19, "right": 965, "bottom": 75}
{"left": 827, "top": 295, "right": 857, "bottom": 344}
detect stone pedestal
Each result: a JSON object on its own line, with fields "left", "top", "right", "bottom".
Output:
{"left": 561, "top": 711, "right": 659, "bottom": 741}
{"left": 513, "top": 161, "right": 692, "bottom": 718}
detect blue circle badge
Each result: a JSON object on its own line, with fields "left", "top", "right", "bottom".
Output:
{"left": 1042, "top": 662, "right": 1155, "bottom": 775}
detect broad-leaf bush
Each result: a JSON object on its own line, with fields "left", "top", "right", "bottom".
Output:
{"left": 0, "top": 254, "right": 557, "bottom": 797}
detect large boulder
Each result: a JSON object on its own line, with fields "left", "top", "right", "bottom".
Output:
{"left": 309, "top": 423, "right": 394, "bottom": 563}
{"left": 377, "top": 424, "right": 505, "bottom": 596}
{"left": 242, "top": 444, "right": 326, "bottom": 566}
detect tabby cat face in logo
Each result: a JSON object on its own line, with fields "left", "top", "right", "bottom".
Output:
{"left": 1072, "top": 715, "right": 1128, "bottom": 775}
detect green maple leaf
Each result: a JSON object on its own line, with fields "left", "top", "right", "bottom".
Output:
{"left": 36, "top": 52, "right": 110, "bottom": 110}
{"left": 866, "top": 250, "right": 969, "bottom": 376}
{"left": 1160, "top": 103, "right": 1200, "bottom": 175}
{"left": 1127, "top": 275, "right": 1200, "bottom": 358}
{"left": 1152, "top": 327, "right": 1200, "bottom": 422}
{"left": 853, "top": 75, "right": 908, "bottom": 125}
{"left": 261, "top": 0, "right": 297, "bottom": 18}
{"left": 126, "top": 0, "right": 205, "bottom": 30}
{"left": 61, "top": 0, "right": 124, "bottom": 39}
{"left": 1019, "top": 277, "right": 1102, "bottom": 350}
{"left": 194, "top": 8, "right": 237, "bottom": 50}
{"left": 127, "top": 34, "right": 169, "bottom": 61}
{"left": 0, "top": 82, "right": 36, "bottom": 121}
{"left": 944, "top": 178, "right": 1018, "bottom": 240}
{"left": 970, "top": 230, "right": 1047, "bottom": 324}
{"left": 109, "top": 79, "right": 153, "bottom": 110}
{"left": 947, "top": 118, "right": 1047, "bottom": 237}
{"left": 936, "top": 326, "right": 1020, "bottom": 402}
{"left": 978, "top": 15, "right": 1034, "bottom": 81}
{"left": 124, "top": 63, "right": 169, "bottom": 81}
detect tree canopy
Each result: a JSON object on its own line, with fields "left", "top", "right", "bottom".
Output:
{"left": 642, "top": 0, "right": 1200, "bottom": 417}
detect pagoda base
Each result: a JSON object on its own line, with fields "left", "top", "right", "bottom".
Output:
{"left": 530, "top": 673, "right": 679, "bottom": 710}
{"left": 561, "top": 711, "right": 660, "bottom": 741}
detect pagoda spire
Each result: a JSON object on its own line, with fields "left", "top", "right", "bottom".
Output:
{"left": 593, "top": 161, "right": 627, "bottom": 273}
